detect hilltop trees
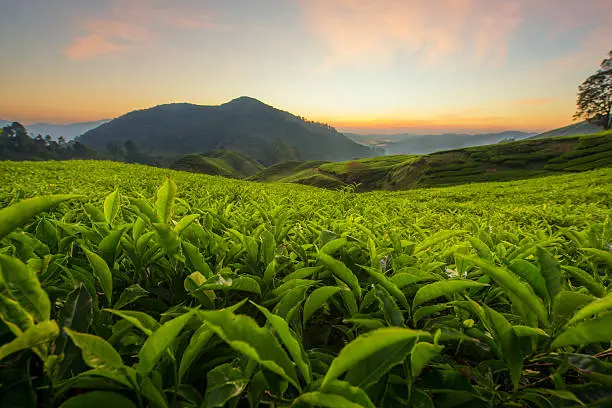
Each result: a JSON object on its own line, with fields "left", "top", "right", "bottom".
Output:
{"left": 0, "top": 121, "right": 97, "bottom": 160}
{"left": 575, "top": 51, "right": 612, "bottom": 130}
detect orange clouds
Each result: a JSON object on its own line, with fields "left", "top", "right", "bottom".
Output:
{"left": 63, "top": 0, "right": 227, "bottom": 59}
{"left": 296, "top": 0, "right": 525, "bottom": 70}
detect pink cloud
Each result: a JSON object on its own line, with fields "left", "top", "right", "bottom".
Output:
{"left": 296, "top": 0, "right": 526, "bottom": 70}
{"left": 64, "top": 20, "right": 153, "bottom": 59}
{"left": 64, "top": 0, "right": 228, "bottom": 59}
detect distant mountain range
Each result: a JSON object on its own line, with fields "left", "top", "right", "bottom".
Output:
{"left": 78, "top": 97, "right": 376, "bottom": 166}
{"left": 346, "top": 131, "right": 535, "bottom": 154}
{"left": 0, "top": 119, "right": 110, "bottom": 140}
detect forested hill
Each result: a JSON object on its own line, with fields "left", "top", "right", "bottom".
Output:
{"left": 78, "top": 97, "right": 376, "bottom": 166}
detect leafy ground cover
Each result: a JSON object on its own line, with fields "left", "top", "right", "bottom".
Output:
{"left": 0, "top": 160, "right": 611, "bottom": 407}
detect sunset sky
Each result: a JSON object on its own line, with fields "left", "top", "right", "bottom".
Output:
{"left": 1, "top": 0, "right": 611, "bottom": 134}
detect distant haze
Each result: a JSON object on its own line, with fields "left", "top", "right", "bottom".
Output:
{"left": 1, "top": 119, "right": 110, "bottom": 140}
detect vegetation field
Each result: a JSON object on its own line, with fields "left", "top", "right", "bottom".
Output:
{"left": 0, "top": 161, "right": 612, "bottom": 407}
{"left": 254, "top": 130, "right": 612, "bottom": 191}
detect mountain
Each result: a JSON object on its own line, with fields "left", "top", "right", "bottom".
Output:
{"left": 529, "top": 121, "right": 605, "bottom": 139}
{"left": 345, "top": 131, "right": 535, "bottom": 154}
{"left": 170, "top": 150, "right": 264, "bottom": 178}
{"left": 78, "top": 97, "right": 376, "bottom": 166}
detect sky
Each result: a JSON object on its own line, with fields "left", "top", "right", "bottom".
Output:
{"left": 0, "top": 0, "right": 611, "bottom": 134}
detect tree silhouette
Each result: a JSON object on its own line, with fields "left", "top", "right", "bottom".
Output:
{"left": 574, "top": 51, "right": 612, "bottom": 130}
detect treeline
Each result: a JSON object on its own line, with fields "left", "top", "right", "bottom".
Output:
{"left": 0, "top": 122, "right": 161, "bottom": 165}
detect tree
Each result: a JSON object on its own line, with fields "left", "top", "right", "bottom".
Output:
{"left": 574, "top": 50, "right": 612, "bottom": 130}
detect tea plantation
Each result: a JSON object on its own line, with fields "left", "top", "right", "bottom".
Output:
{"left": 0, "top": 160, "right": 611, "bottom": 407}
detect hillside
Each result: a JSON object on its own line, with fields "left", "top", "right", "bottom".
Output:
{"left": 78, "top": 97, "right": 376, "bottom": 165}
{"left": 530, "top": 120, "right": 605, "bottom": 139}
{"left": 169, "top": 150, "right": 264, "bottom": 178}
{"left": 345, "top": 131, "right": 534, "bottom": 154}
{"left": 255, "top": 130, "right": 612, "bottom": 190}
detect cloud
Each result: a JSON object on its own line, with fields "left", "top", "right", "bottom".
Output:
{"left": 64, "top": 19, "right": 153, "bottom": 59}
{"left": 64, "top": 0, "right": 228, "bottom": 59}
{"left": 296, "top": 0, "right": 525, "bottom": 70}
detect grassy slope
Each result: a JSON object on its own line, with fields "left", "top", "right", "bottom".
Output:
{"left": 253, "top": 130, "right": 612, "bottom": 191}
{"left": 169, "top": 150, "right": 264, "bottom": 178}
{"left": 529, "top": 120, "right": 605, "bottom": 139}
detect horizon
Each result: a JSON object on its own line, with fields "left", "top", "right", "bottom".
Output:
{"left": 1, "top": 1, "right": 611, "bottom": 133}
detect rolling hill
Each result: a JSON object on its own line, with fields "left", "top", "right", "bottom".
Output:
{"left": 169, "top": 150, "right": 264, "bottom": 178}
{"left": 345, "top": 131, "right": 534, "bottom": 154}
{"left": 78, "top": 97, "right": 376, "bottom": 165}
{"left": 254, "top": 129, "right": 612, "bottom": 190}
{"left": 529, "top": 121, "right": 605, "bottom": 139}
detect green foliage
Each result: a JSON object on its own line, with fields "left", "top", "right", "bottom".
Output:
{"left": 0, "top": 161, "right": 611, "bottom": 407}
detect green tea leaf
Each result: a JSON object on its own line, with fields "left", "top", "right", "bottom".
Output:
{"left": 566, "top": 294, "right": 612, "bottom": 326}
{"left": 179, "top": 324, "right": 214, "bottom": 380}
{"left": 414, "top": 230, "right": 467, "bottom": 254}
{"left": 581, "top": 248, "right": 612, "bottom": 268}
{"left": 0, "top": 254, "right": 51, "bottom": 322}
{"left": 0, "top": 293, "right": 34, "bottom": 335}
{"left": 104, "top": 309, "right": 160, "bottom": 336}
{"left": 303, "top": 286, "right": 343, "bottom": 326}
{"left": 138, "top": 311, "right": 193, "bottom": 376}
{"left": 65, "top": 328, "right": 124, "bottom": 371}
{"left": 536, "top": 246, "right": 562, "bottom": 302}
{"left": 320, "top": 237, "right": 347, "bottom": 256}
{"left": 113, "top": 284, "right": 149, "bottom": 310}
{"left": 182, "top": 240, "right": 213, "bottom": 279}
{"left": 253, "top": 302, "right": 312, "bottom": 384}
{"left": 318, "top": 253, "right": 361, "bottom": 299}
{"left": 360, "top": 265, "right": 409, "bottom": 309}
{"left": 155, "top": 178, "right": 177, "bottom": 224}
{"left": 203, "top": 363, "right": 248, "bottom": 408}
{"left": 553, "top": 314, "right": 612, "bottom": 348}
{"left": 198, "top": 309, "right": 300, "bottom": 390}
{"left": 458, "top": 255, "right": 548, "bottom": 326}
{"left": 0, "top": 320, "right": 59, "bottom": 361}
{"left": 322, "top": 327, "right": 430, "bottom": 387}
{"left": 103, "top": 189, "right": 120, "bottom": 225}
{"left": 174, "top": 214, "right": 199, "bottom": 235}
{"left": 83, "top": 247, "right": 113, "bottom": 304}
{"left": 98, "top": 226, "right": 127, "bottom": 264}
{"left": 411, "top": 342, "right": 443, "bottom": 377}
{"left": 563, "top": 266, "right": 606, "bottom": 298}
{"left": 0, "top": 194, "right": 79, "bottom": 241}
{"left": 413, "top": 280, "right": 485, "bottom": 308}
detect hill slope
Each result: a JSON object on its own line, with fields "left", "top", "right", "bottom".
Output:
{"left": 78, "top": 97, "right": 375, "bottom": 165}
{"left": 530, "top": 121, "right": 605, "bottom": 139}
{"left": 255, "top": 130, "right": 612, "bottom": 190}
{"left": 169, "top": 150, "right": 264, "bottom": 178}
{"left": 347, "top": 131, "right": 534, "bottom": 154}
